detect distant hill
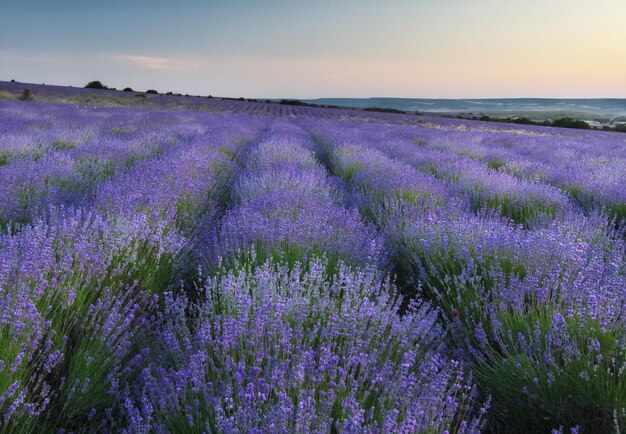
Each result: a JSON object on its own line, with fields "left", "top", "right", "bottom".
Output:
{"left": 302, "top": 97, "right": 626, "bottom": 124}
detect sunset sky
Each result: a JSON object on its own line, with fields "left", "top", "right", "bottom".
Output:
{"left": 1, "top": 0, "right": 626, "bottom": 98}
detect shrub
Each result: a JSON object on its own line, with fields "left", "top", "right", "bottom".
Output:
{"left": 123, "top": 87, "right": 133, "bottom": 92}
{"left": 511, "top": 117, "right": 535, "bottom": 125}
{"left": 84, "top": 80, "right": 107, "bottom": 90}
{"left": 363, "top": 107, "right": 406, "bottom": 114}
{"left": 551, "top": 117, "right": 591, "bottom": 129}
{"left": 279, "top": 99, "right": 308, "bottom": 106}
{"left": 0, "top": 150, "right": 11, "bottom": 165}
{"left": 145, "top": 89, "right": 158, "bottom": 94}
{"left": 17, "top": 88, "right": 33, "bottom": 101}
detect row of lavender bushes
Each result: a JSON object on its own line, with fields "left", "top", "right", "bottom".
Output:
{"left": 306, "top": 118, "right": 626, "bottom": 432}
{"left": 337, "top": 119, "right": 626, "bottom": 224}
{"left": 3, "top": 97, "right": 625, "bottom": 432}
{"left": 0, "top": 102, "right": 265, "bottom": 432}
{"left": 124, "top": 121, "right": 485, "bottom": 432}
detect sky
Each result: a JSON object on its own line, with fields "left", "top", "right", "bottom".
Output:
{"left": 1, "top": 0, "right": 626, "bottom": 98}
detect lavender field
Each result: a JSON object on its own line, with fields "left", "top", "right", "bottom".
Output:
{"left": 1, "top": 88, "right": 625, "bottom": 433}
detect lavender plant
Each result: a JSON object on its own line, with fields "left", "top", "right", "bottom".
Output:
{"left": 2, "top": 86, "right": 626, "bottom": 433}
{"left": 209, "top": 122, "right": 383, "bottom": 274}
{"left": 126, "top": 257, "right": 485, "bottom": 433}
{"left": 306, "top": 120, "right": 626, "bottom": 431}
{"left": 0, "top": 206, "right": 180, "bottom": 432}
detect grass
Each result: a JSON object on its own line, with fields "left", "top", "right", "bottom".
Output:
{"left": 469, "top": 190, "right": 560, "bottom": 227}
{"left": 486, "top": 158, "right": 507, "bottom": 171}
{"left": 215, "top": 241, "right": 345, "bottom": 281}
{"left": 49, "top": 140, "right": 77, "bottom": 152}
{"left": 0, "top": 150, "right": 12, "bottom": 166}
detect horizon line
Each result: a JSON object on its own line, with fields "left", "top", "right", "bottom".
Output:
{"left": 3, "top": 79, "right": 626, "bottom": 101}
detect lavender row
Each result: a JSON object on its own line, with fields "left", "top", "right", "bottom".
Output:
{"left": 124, "top": 121, "right": 487, "bottom": 432}
{"left": 0, "top": 206, "right": 182, "bottom": 432}
{"left": 468, "top": 133, "right": 626, "bottom": 221}
{"left": 95, "top": 115, "right": 265, "bottom": 234}
{"left": 0, "top": 107, "right": 267, "bottom": 431}
{"left": 375, "top": 121, "right": 626, "bottom": 222}
{"left": 317, "top": 121, "right": 578, "bottom": 228}
{"left": 208, "top": 121, "right": 384, "bottom": 271}
{"left": 118, "top": 122, "right": 484, "bottom": 432}
{"left": 308, "top": 121, "right": 626, "bottom": 431}
{"left": 0, "top": 103, "right": 194, "bottom": 227}
{"left": 128, "top": 257, "right": 484, "bottom": 433}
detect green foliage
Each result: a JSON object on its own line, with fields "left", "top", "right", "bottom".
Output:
{"left": 217, "top": 146, "right": 236, "bottom": 161}
{"left": 509, "top": 117, "right": 535, "bottom": 125}
{"left": 146, "top": 89, "right": 158, "bottom": 94}
{"left": 53, "top": 157, "right": 116, "bottom": 197}
{"left": 363, "top": 107, "right": 407, "bottom": 114}
{"left": 332, "top": 159, "right": 362, "bottom": 184}
{"left": 17, "top": 183, "right": 42, "bottom": 211}
{"left": 486, "top": 158, "right": 507, "bottom": 171}
{"left": 606, "top": 201, "right": 626, "bottom": 224}
{"left": 475, "top": 114, "right": 597, "bottom": 131}
{"left": 551, "top": 117, "right": 591, "bottom": 129}
{"left": 417, "top": 248, "right": 626, "bottom": 433}
{"left": 414, "top": 136, "right": 426, "bottom": 146}
{"left": 84, "top": 81, "right": 107, "bottom": 90}
{"left": 17, "top": 88, "right": 33, "bottom": 101}
{"left": 123, "top": 87, "right": 133, "bottom": 92}
{"left": 218, "top": 243, "right": 343, "bottom": 280}
{"left": 0, "top": 150, "right": 11, "bottom": 166}
{"left": 110, "top": 127, "right": 127, "bottom": 135}
{"left": 466, "top": 309, "right": 626, "bottom": 432}
{"left": 0, "top": 214, "right": 180, "bottom": 432}
{"left": 470, "top": 190, "right": 559, "bottom": 227}
{"left": 458, "top": 149, "right": 485, "bottom": 160}
{"left": 279, "top": 99, "right": 311, "bottom": 106}
{"left": 50, "top": 140, "right": 76, "bottom": 151}
{"left": 564, "top": 184, "right": 594, "bottom": 210}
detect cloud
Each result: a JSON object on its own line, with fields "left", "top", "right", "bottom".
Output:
{"left": 109, "top": 54, "right": 204, "bottom": 72}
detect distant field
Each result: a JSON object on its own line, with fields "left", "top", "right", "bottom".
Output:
{"left": 1, "top": 82, "right": 625, "bottom": 433}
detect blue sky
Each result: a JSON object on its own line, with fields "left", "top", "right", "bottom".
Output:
{"left": 2, "top": 0, "right": 626, "bottom": 98}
